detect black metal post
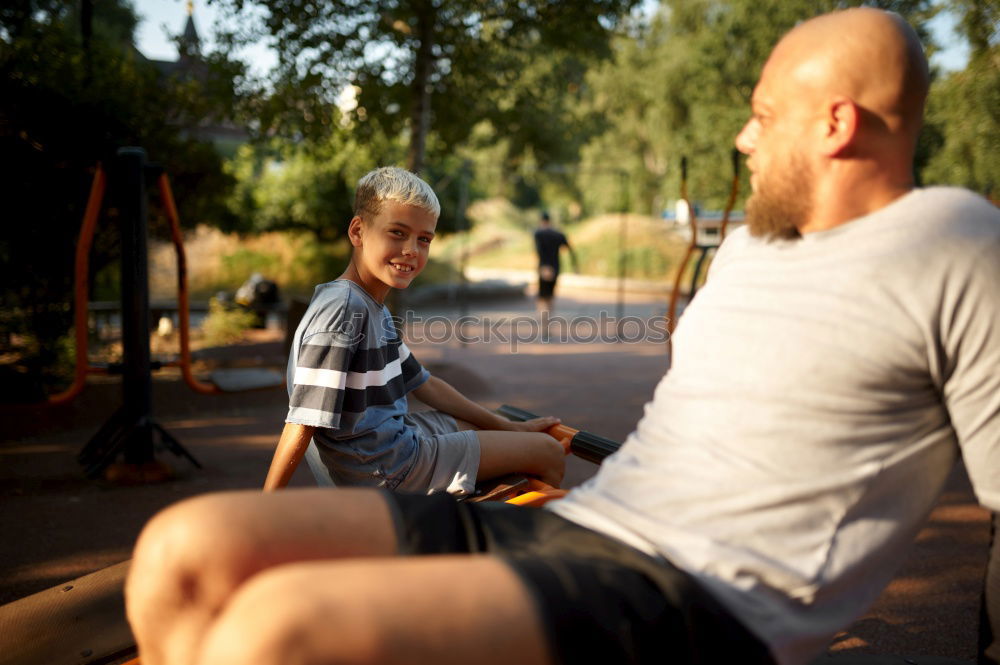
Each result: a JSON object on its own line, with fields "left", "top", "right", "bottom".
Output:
{"left": 117, "top": 148, "right": 154, "bottom": 465}
{"left": 77, "top": 148, "right": 199, "bottom": 478}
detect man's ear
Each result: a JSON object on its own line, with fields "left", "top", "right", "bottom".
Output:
{"left": 822, "top": 96, "right": 859, "bottom": 157}
{"left": 347, "top": 216, "right": 364, "bottom": 247}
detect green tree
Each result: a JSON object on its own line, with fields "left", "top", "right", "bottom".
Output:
{"left": 0, "top": 0, "right": 241, "bottom": 399}
{"left": 921, "top": 0, "right": 999, "bottom": 196}
{"left": 226, "top": 129, "right": 476, "bottom": 242}
{"left": 212, "top": 0, "right": 639, "bottom": 174}
{"left": 578, "top": 0, "right": 938, "bottom": 215}
{"left": 226, "top": 133, "right": 386, "bottom": 241}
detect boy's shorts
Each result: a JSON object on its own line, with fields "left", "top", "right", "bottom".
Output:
{"left": 395, "top": 410, "right": 480, "bottom": 495}
{"left": 384, "top": 491, "right": 776, "bottom": 665}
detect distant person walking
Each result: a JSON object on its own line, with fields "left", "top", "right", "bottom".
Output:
{"left": 533, "top": 212, "right": 576, "bottom": 311}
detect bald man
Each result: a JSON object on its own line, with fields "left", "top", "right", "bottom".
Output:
{"left": 125, "top": 9, "right": 1000, "bottom": 665}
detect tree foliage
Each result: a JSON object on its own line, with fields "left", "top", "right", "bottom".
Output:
{"left": 226, "top": 129, "right": 477, "bottom": 241}
{"left": 212, "top": 0, "right": 639, "bottom": 173}
{"left": 226, "top": 134, "right": 387, "bottom": 242}
{"left": 921, "top": 0, "right": 999, "bottom": 196}
{"left": 0, "top": 0, "right": 241, "bottom": 398}
{"left": 577, "top": 0, "right": 939, "bottom": 216}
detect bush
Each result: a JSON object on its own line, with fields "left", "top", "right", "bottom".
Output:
{"left": 200, "top": 298, "right": 259, "bottom": 347}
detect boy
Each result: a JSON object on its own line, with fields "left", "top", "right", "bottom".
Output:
{"left": 265, "top": 166, "right": 565, "bottom": 494}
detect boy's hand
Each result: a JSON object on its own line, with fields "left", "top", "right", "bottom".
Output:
{"left": 504, "top": 416, "right": 561, "bottom": 433}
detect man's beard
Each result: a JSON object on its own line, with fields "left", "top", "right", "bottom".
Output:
{"left": 745, "top": 155, "right": 813, "bottom": 241}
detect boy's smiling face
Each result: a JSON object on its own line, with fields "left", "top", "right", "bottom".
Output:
{"left": 346, "top": 201, "right": 437, "bottom": 303}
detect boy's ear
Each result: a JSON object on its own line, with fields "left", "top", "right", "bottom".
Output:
{"left": 347, "top": 216, "right": 365, "bottom": 247}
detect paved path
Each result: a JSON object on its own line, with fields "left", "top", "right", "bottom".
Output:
{"left": 0, "top": 285, "right": 988, "bottom": 663}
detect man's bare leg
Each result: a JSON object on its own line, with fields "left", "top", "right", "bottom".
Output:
{"left": 125, "top": 488, "right": 399, "bottom": 665}
{"left": 196, "top": 556, "right": 553, "bottom": 665}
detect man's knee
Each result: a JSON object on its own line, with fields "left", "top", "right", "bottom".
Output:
{"left": 197, "top": 564, "right": 382, "bottom": 665}
{"left": 127, "top": 493, "right": 259, "bottom": 622}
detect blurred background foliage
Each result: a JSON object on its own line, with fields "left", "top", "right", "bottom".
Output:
{"left": 1, "top": 0, "right": 996, "bottom": 398}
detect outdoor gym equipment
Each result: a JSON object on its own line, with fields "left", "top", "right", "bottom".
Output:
{"left": 665, "top": 150, "right": 741, "bottom": 346}
{"left": 477, "top": 405, "right": 622, "bottom": 506}
{"left": 0, "top": 406, "right": 621, "bottom": 665}
{"left": 157, "top": 167, "right": 284, "bottom": 395}
{"left": 74, "top": 148, "right": 199, "bottom": 478}
{"left": 57, "top": 147, "right": 282, "bottom": 478}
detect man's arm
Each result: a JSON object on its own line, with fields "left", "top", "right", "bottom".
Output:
{"left": 561, "top": 234, "right": 578, "bottom": 272}
{"left": 565, "top": 244, "right": 578, "bottom": 273}
{"left": 263, "top": 422, "right": 316, "bottom": 491}
{"left": 411, "top": 375, "right": 558, "bottom": 433}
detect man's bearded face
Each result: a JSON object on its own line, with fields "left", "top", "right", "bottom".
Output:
{"left": 745, "top": 151, "right": 812, "bottom": 241}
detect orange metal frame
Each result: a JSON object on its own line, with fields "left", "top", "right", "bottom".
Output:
{"left": 665, "top": 156, "right": 697, "bottom": 343}
{"left": 47, "top": 165, "right": 223, "bottom": 403}
{"left": 48, "top": 165, "right": 107, "bottom": 405}
{"left": 665, "top": 152, "right": 741, "bottom": 354}
{"left": 156, "top": 174, "right": 221, "bottom": 395}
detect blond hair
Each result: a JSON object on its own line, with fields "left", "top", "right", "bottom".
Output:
{"left": 354, "top": 167, "right": 440, "bottom": 220}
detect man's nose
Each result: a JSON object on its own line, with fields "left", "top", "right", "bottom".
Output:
{"left": 735, "top": 119, "right": 757, "bottom": 155}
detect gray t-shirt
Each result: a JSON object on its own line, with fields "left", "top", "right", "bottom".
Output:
{"left": 550, "top": 187, "right": 1000, "bottom": 665}
{"left": 286, "top": 280, "right": 430, "bottom": 488}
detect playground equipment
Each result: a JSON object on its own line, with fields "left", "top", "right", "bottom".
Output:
{"left": 54, "top": 148, "right": 282, "bottom": 478}
{"left": 665, "top": 150, "right": 741, "bottom": 346}
{"left": 476, "top": 405, "right": 622, "bottom": 506}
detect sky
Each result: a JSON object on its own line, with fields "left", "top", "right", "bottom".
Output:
{"left": 132, "top": 0, "right": 971, "bottom": 74}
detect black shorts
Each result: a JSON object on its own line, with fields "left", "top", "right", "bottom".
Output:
{"left": 384, "top": 491, "right": 775, "bottom": 665}
{"left": 538, "top": 277, "right": 557, "bottom": 299}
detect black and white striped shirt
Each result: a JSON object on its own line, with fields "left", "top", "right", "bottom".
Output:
{"left": 286, "top": 280, "right": 429, "bottom": 487}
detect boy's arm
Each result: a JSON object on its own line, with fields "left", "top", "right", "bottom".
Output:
{"left": 263, "top": 422, "right": 316, "bottom": 491}
{"left": 411, "top": 375, "right": 559, "bottom": 433}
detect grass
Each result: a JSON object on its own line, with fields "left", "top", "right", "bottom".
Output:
{"left": 149, "top": 226, "right": 352, "bottom": 301}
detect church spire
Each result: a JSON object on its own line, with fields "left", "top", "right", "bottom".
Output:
{"left": 180, "top": 1, "right": 201, "bottom": 59}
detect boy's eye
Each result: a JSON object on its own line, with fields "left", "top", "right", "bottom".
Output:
{"left": 419, "top": 236, "right": 432, "bottom": 244}
{"left": 390, "top": 230, "right": 404, "bottom": 237}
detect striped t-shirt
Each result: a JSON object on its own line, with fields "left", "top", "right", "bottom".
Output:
{"left": 286, "top": 279, "right": 430, "bottom": 488}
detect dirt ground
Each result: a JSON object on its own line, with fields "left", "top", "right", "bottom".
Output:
{"left": 0, "top": 289, "right": 988, "bottom": 664}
